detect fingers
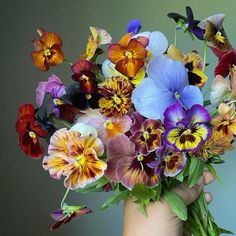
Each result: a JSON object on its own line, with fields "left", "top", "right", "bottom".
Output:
{"left": 204, "top": 192, "right": 213, "bottom": 204}
{"left": 172, "top": 171, "right": 215, "bottom": 206}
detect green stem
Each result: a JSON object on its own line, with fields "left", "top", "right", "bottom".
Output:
{"left": 202, "top": 40, "right": 207, "bottom": 73}
{"left": 174, "top": 28, "right": 177, "bottom": 46}
{"left": 63, "top": 58, "right": 73, "bottom": 65}
{"left": 60, "top": 188, "right": 70, "bottom": 209}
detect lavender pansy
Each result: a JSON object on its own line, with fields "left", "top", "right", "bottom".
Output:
{"left": 131, "top": 55, "right": 203, "bottom": 120}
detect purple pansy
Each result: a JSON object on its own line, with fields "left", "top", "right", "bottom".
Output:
{"left": 131, "top": 55, "right": 203, "bottom": 120}
{"left": 164, "top": 103, "right": 210, "bottom": 152}
{"left": 126, "top": 19, "right": 142, "bottom": 34}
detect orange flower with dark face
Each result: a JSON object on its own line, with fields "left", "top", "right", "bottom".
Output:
{"left": 31, "top": 28, "right": 63, "bottom": 71}
{"left": 107, "top": 33, "right": 148, "bottom": 78}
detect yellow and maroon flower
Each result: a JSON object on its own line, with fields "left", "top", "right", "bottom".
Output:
{"left": 211, "top": 103, "right": 236, "bottom": 140}
{"left": 43, "top": 123, "right": 107, "bottom": 190}
{"left": 105, "top": 134, "right": 160, "bottom": 190}
{"left": 193, "top": 130, "right": 233, "bottom": 161}
{"left": 31, "top": 28, "right": 63, "bottom": 71}
{"left": 107, "top": 33, "right": 148, "bottom": 78}
{"left": 130, "top": 112, "right": 163, "bottom": 155}
{"left": 98, "top": 76, "right": 133, "bottom": 117}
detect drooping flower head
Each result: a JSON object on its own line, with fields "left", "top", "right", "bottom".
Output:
{"left": 71, "top": 60, "right": 97, "bottom": 94}
{"left": 211, "top": 103, "right": 236, "bottom": 140}
{"left": 98, "top": 76, "right": 133, "bottom": 117}
{"left": 198, "top": 14, "right": 231, "bottom": 51}
{"left": 50, "top": 204, "right": 92, "bottom": 231}
{"left": 76, "top": 108, "right": 132, "bottom": 146}
{"left": 31, "top": 28, "right": 63, "bottom": 71}
{"left": 130, "top": 112, "right": 163, "bottom": 155}
{"left": 167, "top": 6, "right": 204, "bottom": 40}
{"left": 15, "top": 104, "right": 46, "bottom": 158}
{"left": 126, "top": 19, "right": 142, "bottom": 35}
{"left": 107, "top": 33, "right": 148, "bottom": 77}
{"left": 105, "top": 134, "right": 160, "bottom": 190}
{"left": 167, "top": 45, "right": 207, "bottom": 88}
{"left": 132, "top": 55, "right": 203, "bottom": 120}
{"left": 164, "top": 103, "right": 211, "bottom": 152}
{"left": 81, "top": 27, "right": 112, "bottom": 60}
{"left": 43, "top": 123, "right": 107, "bottom": 189}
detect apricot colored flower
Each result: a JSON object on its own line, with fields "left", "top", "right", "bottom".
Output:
{"left": 15, "top": 104, "right": 46, "bottom": 158}
{"left": 43, "top": 123, "right": 107, "bottom": 190}
{"left": 31, "top": 28, "right": 63, "bottom": 71}
{"left": 98, "top": 76, "right": 133, "bottom": 117}
{"left": 107, "top": 33, "right": 148, "bottom": 77}
{"left": 211, "top": 103, "right": 236, "bottom": 140}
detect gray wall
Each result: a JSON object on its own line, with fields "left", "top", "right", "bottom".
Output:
{"left": 1, "top": 0, "right": 236, "bottom": 235}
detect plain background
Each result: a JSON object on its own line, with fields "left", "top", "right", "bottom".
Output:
{"left": 1, "top": 0, "right": 236, "bottom": 235}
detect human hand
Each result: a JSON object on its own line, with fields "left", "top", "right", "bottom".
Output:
{"left": 122, "top": 171, "right": 215, "bottom": 236}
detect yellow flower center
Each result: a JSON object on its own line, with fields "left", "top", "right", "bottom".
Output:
{"left": 81, "top": 75, "right": 89, "bottom": 81}
{"left": 104, "top": 120, "right": 114, "bottom": 130}
{"left": 137, "top": 154, "right": 144, "bottom": 161}
{"left": 29, "top": 131, "right": 36, "bottom": 139}
{"left": 215, "top": 32, "right": 225, "bottom": 44}
{"left": 182, "top": 129, "right": 191, "bottom": 135}
{"left": 86, "top": 94, "right": 92, "bottom": 100}
{"left": 221, "top": 120, "right": 230, "bottom": 126}
{"left": 125, "top": 51, "right": 134, "bottom": 59}
{"left": 53, "top": 99, "right": 64, "bottom": 106}
{"left": 44, "top": 48, "right": 52, "bottom": 56}
{"left": 112, "top": 94, "right": 122, "bottom": 105}
{"left": 143, "top": 131, "right": 150, "bottom": 140}
{"left": 174, "top": 91, "right": 180, "bottom": 100}
{"left": 75, "top": 153, "right": 86, "bottom": 167}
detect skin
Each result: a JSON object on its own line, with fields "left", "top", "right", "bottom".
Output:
{"left": 122, "top": 171, "right": 215, "bottom": 236}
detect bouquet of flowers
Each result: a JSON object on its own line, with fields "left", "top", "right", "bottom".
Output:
{"left": 15, "top": 6, "right": 236, "bottom": 235}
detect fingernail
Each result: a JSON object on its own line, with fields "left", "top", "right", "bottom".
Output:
{"left": 197, "top": 176, "right": 204, "bottom": 186}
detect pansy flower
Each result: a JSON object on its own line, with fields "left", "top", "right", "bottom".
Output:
{"left": 15, "top": 104, "right": 46, "bottom": 158}
{"left": 211, "top": 103, "right": 236, "bottom": 140}
{"left": 147, "top": 140, "right": 186, "bottom": 177}
{"left": 126, "top": 19, "right": 142, "bottom": 35}
{"left": 98, "top": 76, "right": 133, "bottom": 117}
{"left": 105, "top": 134, "right": 160, "bottom": 190}
{"left": 198, "top": 14, "right": 231, "bottom": 51}
{"left": 167, "top": 44, "right": 207, "bottom": 88}
{"left": 130, "top": 112, "right": 163, "bottom": 155}
{"left": 31, "top": 28, "right": 63, "bottom": 71}
{"left": 77, "top": 108, "right": 132, "bottom": 146}
{"left": 50, "top": 204, "right": 92, "bottom": 231}
{"left": 164, "top": 103, "right": 210, "bottom": 152}
{"left": 107, "top": 33, "right": 148, "bottom": 78}
{"left": 132, "top": 55, "right": 203, "bottom": 120}
{"left": 193, "top": 130, "right": 233, "bottom": 161}
{"left": 71, "top": 60, "right": 97, "bottom": 94}
{"left": 43, "top": 123, "right": 107, "bottom": 189}
{"left": 81, "top": 27, "right": 112, "bottom": 60}
{"left": 167, "top": 6, "right": 204, "bottom": 40}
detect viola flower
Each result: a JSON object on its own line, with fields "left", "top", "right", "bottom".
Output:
{"left": 98, "top": 76, "right": 133, "bottom": 117}
{"left": 105, "top": 134, "right": 160, "bottom": 190}
{"left": 102, "top": 59, "right": 145, "bottom": 86}
{"left": 210, "top": 75, "right": 235, "bottom": 107}
{"left": 50, "top": 204, "right": 92, "bottom": 231}
{"left": 211, "top": 103, "right": 236, "bottom": 140}
{"left": 71, "top": 60, "right": 97, "bottom": 94}
{"left": 77, "top": 108, "right": 132, "bottom": 146}
{"left": 198, "top": 14, "right": 231, "bottom": 51}
{"left": 167, "top": 6, "right": 204, "bottom": 40}
{"left": 15, "top": 104, "right": 46, "bottom": 158}
{"left": 134, "top": 31, "right": 168, "bottom": 58}
{"left": 126, "top": 19, "right": 142, "bottom": 34}
{"left": 193, "top": 130, "right": 233, "bottom": 161}
{"left": 167, "top": 45, "right": 207, "bottom": 88}
{"left": 130, "top": 112, "right": 163, "bottom": 155}
{"left": 31, "top": 28, "right": 63, "bottom": 71}
{"left": 147, "top": 141, "right": 186, "bottom": 177}
{"left": 81, "top": 27, "right": 112, "bottom": 60}
{"left": 107, "top": 33, "right": 148, "bottom": 77}
{"left": 43, "top": 123, "right": 107, "bottom": 189}
{"left": 164, "top": 103, "right": 210, "bottom": 152}
{"left": 131, "top": 55, "right": 203, "bottom": 120}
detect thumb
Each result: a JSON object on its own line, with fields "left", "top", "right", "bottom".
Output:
{"left": 172, "top": 176, "right": 205, "bottom": 205}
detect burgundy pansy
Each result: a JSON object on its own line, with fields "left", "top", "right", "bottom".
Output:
{"left": 15, "top": 104, "right": 46, "bottom": 159}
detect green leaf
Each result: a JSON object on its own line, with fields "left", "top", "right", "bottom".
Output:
{"left": 163, "top": 190, "right": 187, "bottom": 221}
{"left": 188, "top": 157, "right": 205, "bottom": 187}
{"left": 100, "top": 190, "right": 129, "bottom": 211}
{"left": 218, "top": 227, "right": 234, "bottom": 234}
{"left": 130, "top": 184, "right": 156, "bottom": 201}
{"left": 96, "top": 176, "right": 109, "bottom": 188}
{"left": 205, "top": 163, "right": 224, "bottom": 186}
{"left": 76, "top": 181, "right": 102, "bottom": 193}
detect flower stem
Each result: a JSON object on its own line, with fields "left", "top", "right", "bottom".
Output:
{"left": 174, "top": 28, "right": 177, "bottom": 46}
{"left": 60, "top": 188, "right": 70, "bottom": 209}
{"left": 63, "top": 58, "right": 73, "bottom": 65}
{"left": 202, "top": 40, "right": 207, "bottom": 73}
